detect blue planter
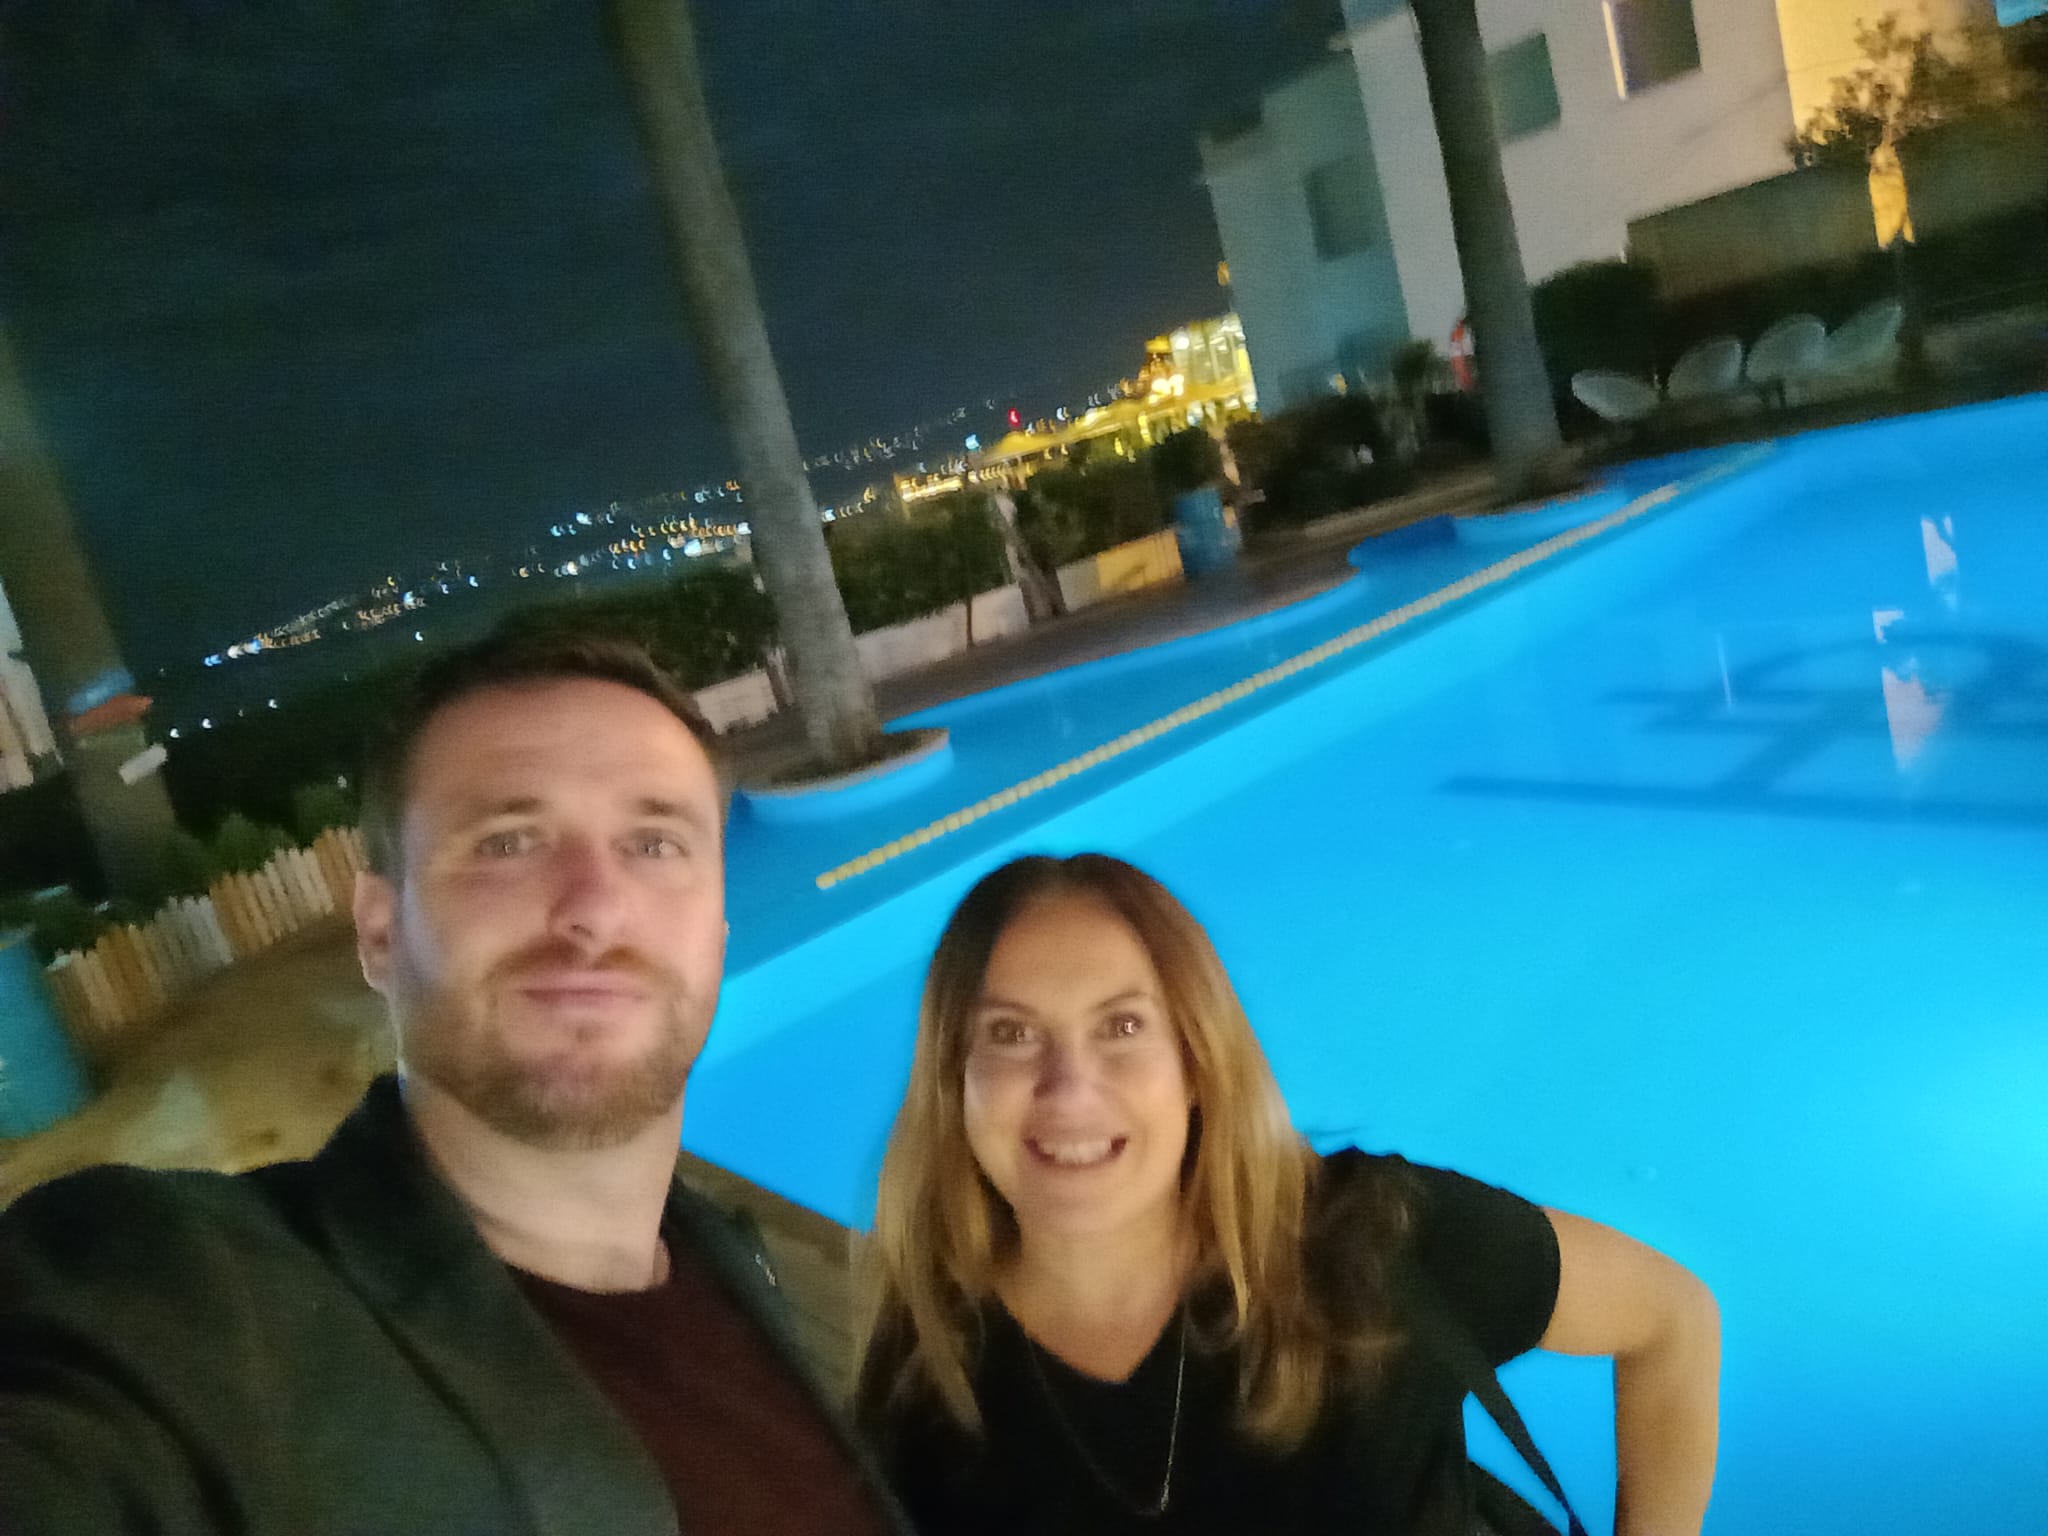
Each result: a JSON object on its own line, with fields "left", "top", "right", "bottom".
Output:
{"left": 0, "top": 928, "right": 91, "bottom": 1139}
{"left": 1171, "top": 485, "right": 1241, "bottom": 577}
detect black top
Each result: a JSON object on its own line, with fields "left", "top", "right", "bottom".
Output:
{"left": 879, "top": 1152, "right": 1560, "bottom": 1536}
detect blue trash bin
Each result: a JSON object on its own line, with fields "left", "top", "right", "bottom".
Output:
{"left": 1171, "top": 485, "right": 1242, "bottom": 578}
{"left": 0, "top": 928, "right": 92, "bottom": 1138}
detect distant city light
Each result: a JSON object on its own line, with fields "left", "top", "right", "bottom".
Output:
{"left": 467, "top": 576, "right": 479, "bottom": 588}
{"left": 964, "top": 434, "right": 981, "bottom": 451}
{"left": 168, "top": 728, "right": 180, "bottom": 740}
{"left": 200, "top": 718, "right": 212, "bottom": 729}
{"left": 575, "top": 512, "right": 593, "bottom": 527}
{"left": 267, "top": 699, "right": 278, "bottom": 709}
{"left": 414, "top": 630, "right": 424, "bottom": 642}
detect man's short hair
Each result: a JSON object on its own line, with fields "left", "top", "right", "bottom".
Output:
{"left": 357, "top": 628, "right": 720, "bottom": 877}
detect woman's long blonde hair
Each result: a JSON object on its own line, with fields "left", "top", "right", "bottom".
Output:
{"left": 854, "top": 854, "right": 1409, "bottom": 1450}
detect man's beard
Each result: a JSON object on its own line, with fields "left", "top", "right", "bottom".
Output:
{"left": 396, "top": 938, "right": 712, "bottom": 1151}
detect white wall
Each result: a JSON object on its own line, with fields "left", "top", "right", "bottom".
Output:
{"left": 0, "top": 578, "right": 57, "bottom": 793}
{"left": 1201, "top": 57, "right": 1414, "bottom": 409}
{"left": 853, "top": 586, "right": 1029, "bottom": 684}
{"left": 1346, "top": 0, "right": 1797, "bottom": 344}
{"left": 691, "top": 670, "right": 778, "bottom": 736}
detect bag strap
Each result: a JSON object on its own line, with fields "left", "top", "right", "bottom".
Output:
{"left": 1400, "top": 1266, "right": 1590, "bottom": 1536}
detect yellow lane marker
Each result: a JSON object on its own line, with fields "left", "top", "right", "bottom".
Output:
{"left": 814, "top": 452, "right": 1768, "bottom": 890}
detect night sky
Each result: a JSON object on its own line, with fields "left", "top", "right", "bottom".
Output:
{"left": 0, "top": 0, "right": 1335, "bottom": 667}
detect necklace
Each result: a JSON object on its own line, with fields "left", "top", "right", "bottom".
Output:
{"left": 1020, "top": 1310, "right": 1188, "bottom": 1520}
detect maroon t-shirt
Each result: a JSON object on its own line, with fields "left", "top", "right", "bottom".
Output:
{"left": 512, "top": 1242, "right": 891, "bottom": 1536}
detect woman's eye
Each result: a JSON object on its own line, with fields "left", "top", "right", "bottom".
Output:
{"left": 1107, "top": 1013, "right": 1144, "bottom": 1038}
{"left": 986, "top": 1018, "right": 1033, "bottom": 1047}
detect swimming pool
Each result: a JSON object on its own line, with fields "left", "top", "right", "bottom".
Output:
{"left": 695, "top": 396, "right": 2048, "bottom": 1535}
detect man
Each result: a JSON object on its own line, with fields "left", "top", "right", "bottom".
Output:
{"left": 0, "top": 632, "right": 909, "bottom": 1535}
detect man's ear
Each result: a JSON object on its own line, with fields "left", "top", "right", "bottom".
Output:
{"left": 353, "top": 869, "right": 398, "bottom": 998}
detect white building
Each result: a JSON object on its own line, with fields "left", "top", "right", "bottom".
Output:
{"left": 0, "top": 579, "right": 59, "bottom": 794}
{"left": 1204, "top": 0, "right": 2001, "bottom": 410}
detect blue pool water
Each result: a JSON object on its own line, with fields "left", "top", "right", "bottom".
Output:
{"left": 693, "top": 397, "right": 2048, "bottom": 1534}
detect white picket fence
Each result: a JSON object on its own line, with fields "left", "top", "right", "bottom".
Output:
{"left": 42, "top": 826, "right": 367, "bottom": 1061}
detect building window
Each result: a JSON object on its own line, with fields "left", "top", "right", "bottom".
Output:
{"left": 1303, "top": 153, "right": 1383, "bottom": 261}
{"left": 1487, "top": 34, "right": 1562, "bottom": 141}
{"left": 1605, "top": 0, "right": 1701, "bottom": 97}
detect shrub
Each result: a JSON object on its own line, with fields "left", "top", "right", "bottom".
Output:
{"left": 1531, "top": 260, "right": 1665, "bottom": 387}
{"left": 212, "top": 813, "right": 294, "bottom": 876}
{"left": 158, "top": 828, "right": 220, "bottom": 899}
{"left": 1015, "top": 459, "right": 1168, "bottom": 570}
{"left": 1390, "top": 338, "right": 1448, "bottom": 404}
{"left": 827, "top": 494, "right": 1008, "bottom": 632}
{"left": 0, "top": 887, "right": 110, "bottom": 962}
{"left": 1233, "top": 394, "right": 1416, "bottom": 531}
{"left": 1146, "top": 428, "right": 1223, "bottom": 497}
{"left": 506, "top": 564, "right": 779, "bottom": 689}
{"left": 291, "top": 782, "right": 357, "bottom": 844}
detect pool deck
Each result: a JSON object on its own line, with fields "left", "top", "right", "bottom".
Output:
{"left": 719, "top": 467, "right": 1496, "bottom": 786}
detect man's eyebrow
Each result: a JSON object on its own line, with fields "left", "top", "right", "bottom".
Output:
{"left": 447, "top": 795, "right": 545, "bottom": 828}
{"left": 633, "top": 796, "right": 713, "bottom": 828}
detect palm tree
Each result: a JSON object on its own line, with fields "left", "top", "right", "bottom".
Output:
{"left": 0, "top": 326, "right": 179, "bottom": 899}
{"left": 1408, "top": 0, "right": 1566, "bottom": 496}
{"left": 601, "top": 0, "right": 882, "bottom": 772}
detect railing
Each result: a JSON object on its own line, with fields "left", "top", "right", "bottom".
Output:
{"left": 42, "top": 826, "right": 367, "bottom": 1060}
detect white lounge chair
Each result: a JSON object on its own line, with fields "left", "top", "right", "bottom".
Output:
{"left": 1823, "top": 300, "right": 1904, "bottom": 374}
{"left": 1571, "top": 370, "right": 1660, "bottom": 424}
{"left": 1746, "top": 315, "right": 1828, "bottom": 405}
{"left": 1666, "top": 337, "right": 1746, "bottom": 403}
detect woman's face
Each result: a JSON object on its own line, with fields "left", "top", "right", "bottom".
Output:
{"left": 961, "top": 891, "right": 1193, "bottom": 1248}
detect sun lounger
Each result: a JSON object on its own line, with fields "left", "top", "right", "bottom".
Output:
{"left": 1570, "top": 370, "right": 1661, "bottom": 424}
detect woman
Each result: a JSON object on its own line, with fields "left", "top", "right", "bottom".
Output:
{"left": 856, "top": 854, "right": 1719, "bottom": 1535}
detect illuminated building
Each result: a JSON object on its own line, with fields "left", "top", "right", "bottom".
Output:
{"left": 894, "top": 315, "right": 1257, "bottom": 502}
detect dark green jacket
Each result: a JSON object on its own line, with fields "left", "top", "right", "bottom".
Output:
{"left": 0, "top": 1075, "right": 912, "bottom": 1536}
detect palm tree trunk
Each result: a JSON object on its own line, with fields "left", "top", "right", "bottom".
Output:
{"left": 1409, "top": 0, "right": 1567, "bottom": 496}
{"left": 0, "top": 326, "right": 177, "bottom": 899}
{"left": 602, "top": 0, "right": 881, "bottom": 771}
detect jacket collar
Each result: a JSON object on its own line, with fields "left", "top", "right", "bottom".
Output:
{"left": 304, "top": 1074, "right": 678, "bottom": 1536}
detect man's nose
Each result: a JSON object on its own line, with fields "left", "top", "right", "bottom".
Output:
{"left": 546, "top": 835, "right": 629, "bottom": 950}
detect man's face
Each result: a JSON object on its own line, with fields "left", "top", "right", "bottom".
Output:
{"left": 353, "top": 677, "right": 726, "bottom": 1150}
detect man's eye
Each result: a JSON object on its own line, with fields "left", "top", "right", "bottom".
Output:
{"left": 629, "top": 831, "right": 687, "bottom": 858}
{"left": 476, "top": 829, "right": 537, "bottom": 858}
